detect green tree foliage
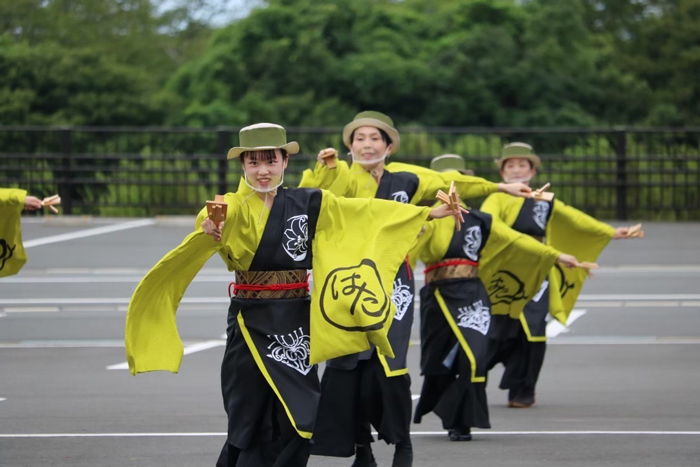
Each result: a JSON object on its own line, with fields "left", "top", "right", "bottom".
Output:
{"left": 1, "top": 0, "right": 699, "bottom": 127}
{"left": 0, "top": 38, "right": 162, "bottom": 125}
{"left": 0, "top": 0, "right": 214, "bottom": 125}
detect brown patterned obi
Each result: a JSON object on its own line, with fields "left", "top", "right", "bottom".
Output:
{"left": 230, "top": 269, "right": 309, "bottom": 299}
{"left": 425, "top": 258, "right": 479, "bottom": 283}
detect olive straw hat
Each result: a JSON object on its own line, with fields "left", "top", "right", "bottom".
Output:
{"left": 494, "top": 142, "right": 541, "bottom": 169}
{"left": 227, "top": 123, "right": 300, "bottom": 159}
{"left": 342, "top": 111, "right": 401, "bottom": 155}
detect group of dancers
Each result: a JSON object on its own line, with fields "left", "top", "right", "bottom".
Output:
{"left": 1, "top": 112, "right": 643, "bottom": 467}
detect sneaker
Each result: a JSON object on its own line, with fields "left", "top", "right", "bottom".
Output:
{"left": 448, "top": 427, "right": 472, "bottom": 441}
{"left": 351, "top": 444, "right": 377, "bottom": 467}
{"left": 392, "top": 439, "right": 413, "bottom": 467}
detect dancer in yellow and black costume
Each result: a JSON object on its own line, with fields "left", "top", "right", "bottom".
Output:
{"left": 0, "top": 188, "right": 43, "bottom": 278}
{"left": 481, "top": 142, "right": 643, "bottom": 408}
{"left": 300, "top": 112, "right": 532, "bottom": 467}
{"left": 409, "top": 155, "right": 579, "bottom": 442}
{"left": 125, "top": 123, "right": 465, "bottom": 467}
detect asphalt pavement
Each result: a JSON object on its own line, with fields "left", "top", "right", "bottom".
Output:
{"left": 1, "top": 218, "right": 699, "bottom": 467}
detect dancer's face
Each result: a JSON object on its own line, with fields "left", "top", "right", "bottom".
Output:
{"left": 242, "top": 149, "right": 288, "bottom": 190}
{"left": 500, "top": 158, "right": 536, "bottom": 184}
{"left": 351, "top": 126, "right": 392, "bottom": 169}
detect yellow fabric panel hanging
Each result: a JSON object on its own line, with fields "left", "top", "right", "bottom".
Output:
{"left": 125, "top": 231, "right": 220, "bottom": 375}
{"left": 0, "top": 188, "right": 28, "bottom": 278}
{"left": 546, "top": 200, "right": 615, "bottom": 324}
{"left": 478, "top": 218, "right": 560, "bottom": 319}
{"left": 126, "top": 183, "right": 265, "bottom": 375}
{"left": 310, "top": 194, "right": 430, "bottom": 364}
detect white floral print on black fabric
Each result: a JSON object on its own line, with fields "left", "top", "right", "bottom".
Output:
{"left": 462, "top": 226, "right": 482, "bottom": 261}
{"left": 391, "top": 191, "right": 410, "bottom": 204}
{"left": 456, "top": 300, "right": 491, "bottom": 335}
{"left": 283, "top": 215, "right": 309, "bottom": 261}
{"left": 266, "top": 327, "right": 312, "bottom": 375}
{"left": 391, "top": 278, "right": 413, "bottom": 321}
{"left": 533, "top": 201, "right": 550, "bottom": 230}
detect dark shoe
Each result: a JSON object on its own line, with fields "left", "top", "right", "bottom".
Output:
{"left": 508, "top": 386, "right": 536, "bottom": 408}
{"left": 351, "top": 444, "right": 377, "bottom": 467}
{"left": 392, "top": 438, "right": 413, "bottom": 467}
{"left": 449, "top": 427, "right": 472, "bottom": 441}
{"left": 508, "top": 392, "right": 536, "bottom": 408}
{"left": 508, "top": 388, "right": 518, "bottom": 403}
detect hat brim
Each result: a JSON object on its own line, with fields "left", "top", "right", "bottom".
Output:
{"left": 227, "top": 142, "right": 300, "bottom": 160}
{"left": 343, "top": 118, "right": 401, "bottom": 155}
{"left": 495, "top": 154, "right": 541, "bottom": 169}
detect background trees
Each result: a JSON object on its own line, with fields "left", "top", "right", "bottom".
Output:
{"left": 1, "top": 0, "right": 698, "bottom": 127}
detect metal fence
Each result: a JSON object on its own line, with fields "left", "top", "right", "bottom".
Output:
{"left": 1, "top": 126, "right": 699, "bottom": 220}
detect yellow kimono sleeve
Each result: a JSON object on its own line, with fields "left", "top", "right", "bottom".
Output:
{"left": 480, "top": 192, "right": 523, "bottom": 226}
{"left": 387, "top": 162, "right": 499, "bottom": 202}
{"left": 299, "top": 160, "right": 354, "bottom": 197}
{"left": 480, "top": 217, "right": 560, "bottom": 319}
{"left": 547, "top": 200, "right": 615, "bottom": 324}
{"left": 309, "top": 191, "right": 431, "bottom": 364}
{"left": 125, "top": 230, "right": 223, "bottom": 375}
{"left": 0, "top": 188, "right": 28, "bottom": 277}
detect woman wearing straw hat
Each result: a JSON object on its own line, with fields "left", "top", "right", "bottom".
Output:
{"left": 408, "top": 155, "right": 579, "bottom": 441}
{"left": 300, "top": 112, "right": 532, "bottom": 467}
{"left": 125, "top": 123, "right": 466, "bottom": 467}
{"left": 482, "top": 142, "right": 643, "bottom": 408}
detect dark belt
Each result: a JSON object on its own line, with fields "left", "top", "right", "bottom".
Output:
{"left": 424, "top": 258, "right": 478, "bottom": 283}
{"left": 229, "top": 269, "right": 309, "bottom": 299}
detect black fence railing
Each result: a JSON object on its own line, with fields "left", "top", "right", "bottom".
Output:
{"left": 1, "top": 126, "right": 699, "bottom": 220}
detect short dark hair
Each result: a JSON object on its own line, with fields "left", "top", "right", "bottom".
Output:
{"left": 239, "top": 149, "right": 289, "bottom": 164}
{"left": 350, "top": 128, "right": 392, "bottom": 145}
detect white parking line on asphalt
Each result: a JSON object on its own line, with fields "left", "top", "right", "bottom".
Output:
{"left": 0, "top": 398, "right": 6, "bottom": 402}
{"left": 5, "top": 336, "right": 700, "bottom": 349}
{"left": 106, "top": 340, "right": 225, "bottom": 370}
{"left": 2, "top": 430, "right": 699, "bottom": 438}
{"left": 548, "top": 337, "right": 700, "bottom": 345}
{"left": 3, "top": 307, "right": 60, "bottom": 313}
{"left": 4, "top": 294, "right": 700, "bottom": 307}
{"left": 6, "top": 271, "right": 700, "bottom": 284}
{"left": 0, "top": 275, "right": 234, "bottom": 284}
{"left": 23, "top": 219, "right": 157, "bottom": 249}
{"left": 0, "top": 340, "right": 126, "bottom": 348}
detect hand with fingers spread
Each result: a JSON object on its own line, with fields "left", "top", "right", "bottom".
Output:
{"left": 24, "top": 196, "right": 43, "bottom": 211}
{"left": 498, "top": 182, "right": 532, "bottom": 198}
{"left": 557, "top": 253, "right": 579, "bottom": 269}
{"left": 201, "top": 219, "right": 224, "bottom": 242}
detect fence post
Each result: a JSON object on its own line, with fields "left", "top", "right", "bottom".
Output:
{"left": 615, "top": 128, "right": 628, "bottom": 220}
{"left": 59, "top": 127, "right": 73, "bottom": 215}
{"left": 216, "top": 128, "right": 231, "bottom": 195}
